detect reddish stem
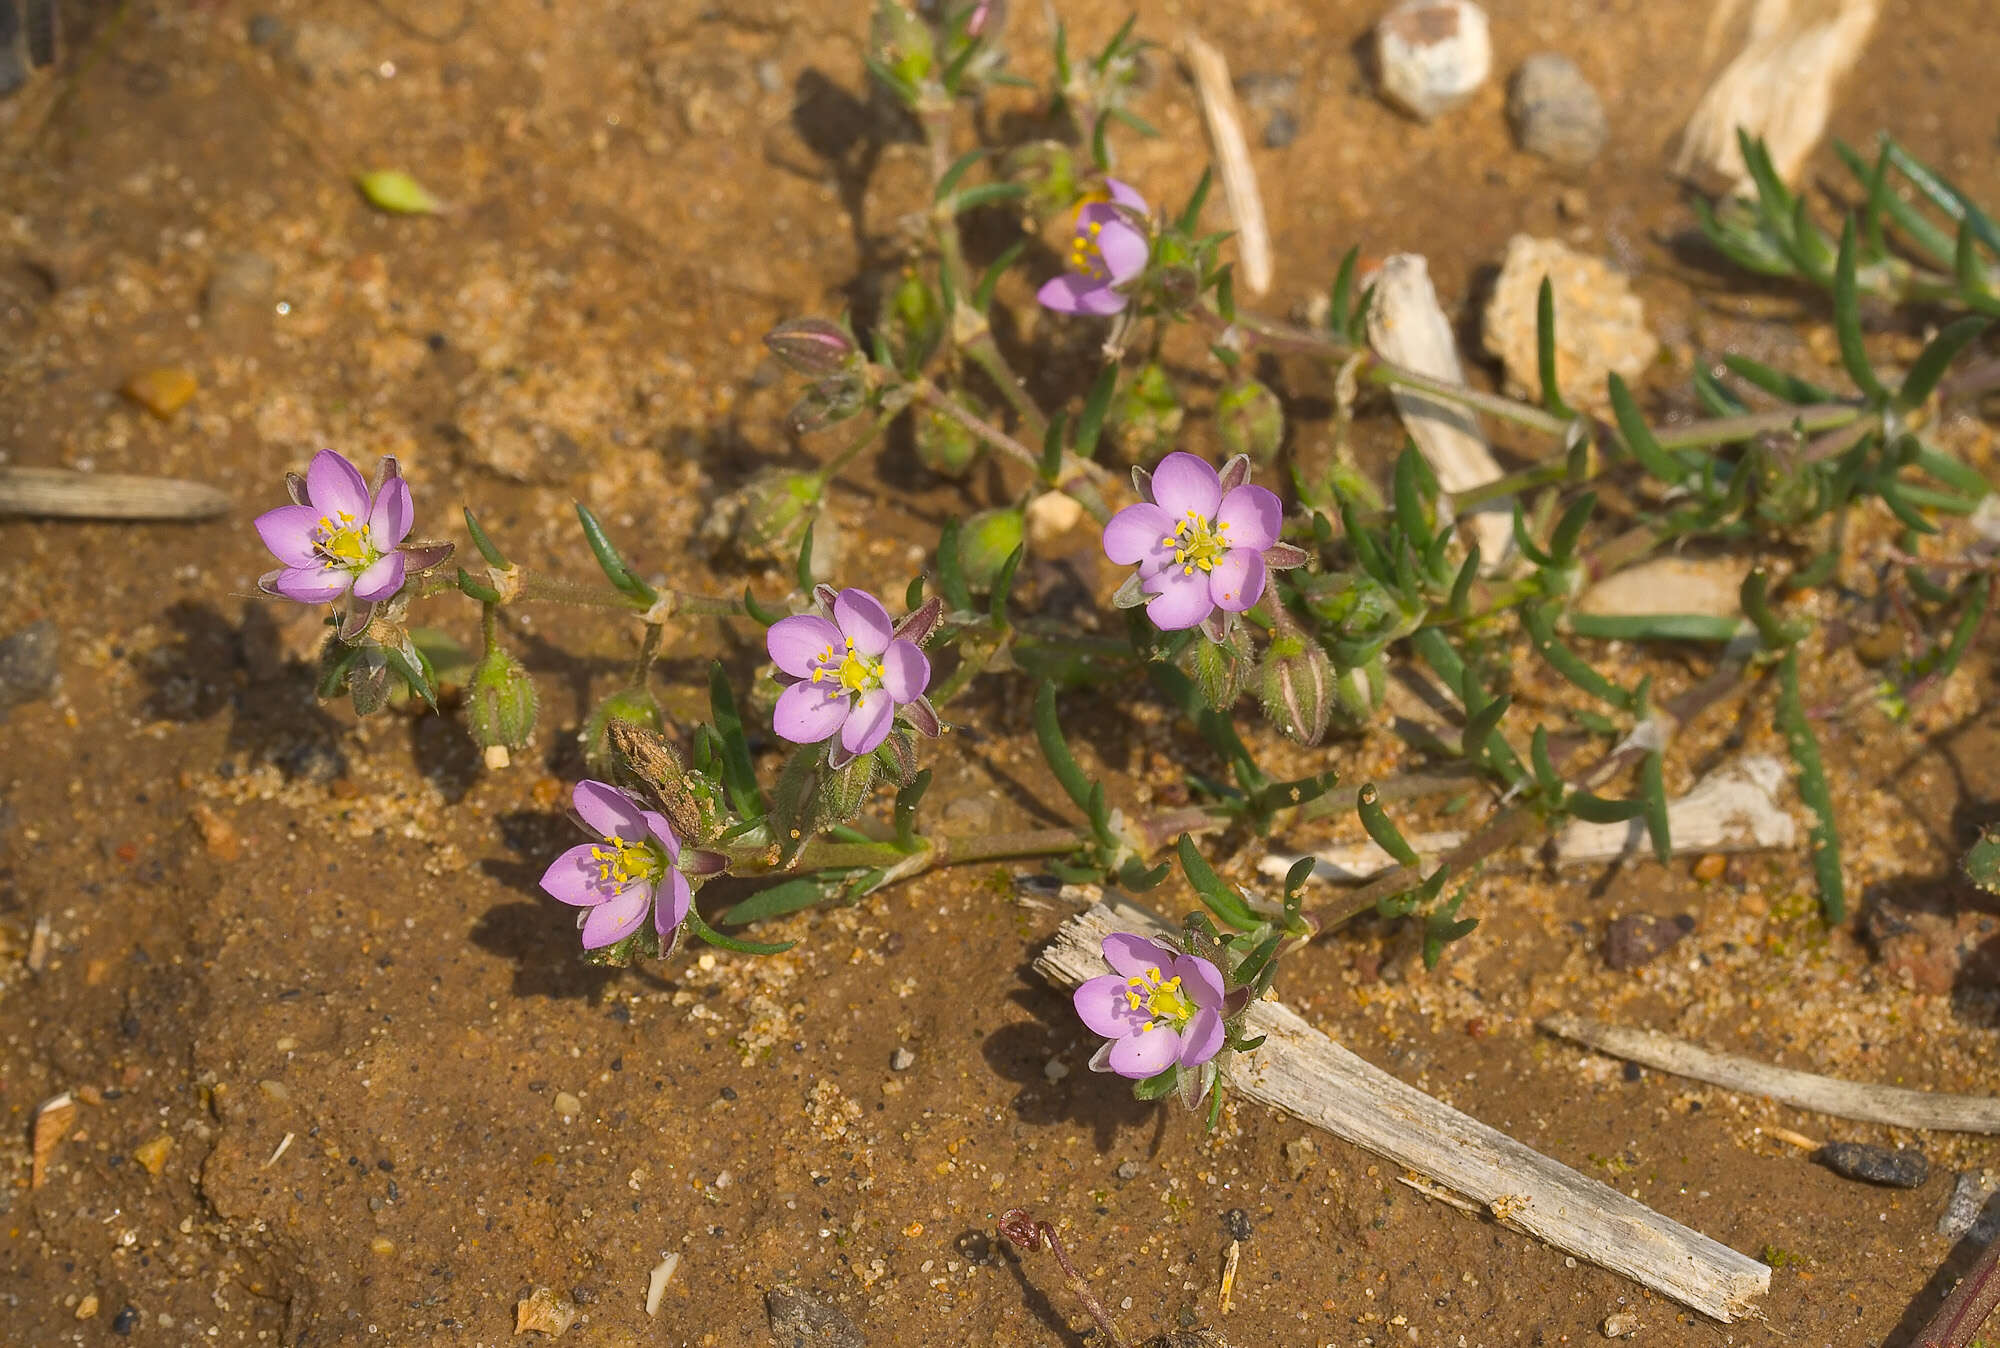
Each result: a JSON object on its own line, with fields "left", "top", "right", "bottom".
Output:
{"left": 1917, "top": 1232, "right": 2000, "bottom": 1348}
{"left": 998, "top": 1208, "right": 1127, "bottom": 1348}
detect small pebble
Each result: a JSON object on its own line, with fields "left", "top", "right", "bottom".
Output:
{"left": 111, "top": 1305, "right": 138, "bottom": 1335}
{"left": 1042, "top": 1056, "right": 1070, "bottom": 1083}
{"left": 0, "top": 620, "right": 60, "bottom": 717}
{"left": 889, "top": 1047, "right": 916, "bottom": 1072}
{"left": 133, "top": 1135, "right": 174, "bottom": 1176}
{"left": 1815, "top": 1141, "right": 1929, "bottom": 1189}
{"left": 1284, "top": 1137, "right": 1317, "bottom": 1179}
{"left": 1116, "top": 1160, "right": 1141, "bottom": 1180}
{"left": 76, "top": 1295, "right": 99, "bottom": 1320}
{"left": 1373, "top": 0, "right": 1491, "bottom": 122}
{"left": 120, "top": 367, "right": 199, "bottom": 419}
{"left": 246, "top": 14, "right": 286, "bottom": 47}
{"left": 1602, "top": 1311, "right": 1640, "bottom": 1338}
{"left": 514, "top": 1287, "right": 576, "bottom": 1337}
{"left": 1507, "top": 52, "right": 1608, "bottom": 167}
{"left": 1223, "top": 1208, "right": 1253, "bottom": 1241}
{"left": 552, "top": 1090, "right": 582, "bottom": 1120}
{"left": 1603, "top": 913, "right": 1694, "bottom": 971}
{"left": 765, "top": 1285, "right": 865, "bottom": 1348}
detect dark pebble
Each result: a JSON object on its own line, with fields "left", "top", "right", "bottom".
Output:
{"left": 1224, "top": 1207, "right": 1253, "bottom": 1241}
{"left": 112, "top": 1305, "right": 139, "bottom": 1335}
{"left": 765, "top": 1285, "right": 865, "bottom": 1348}
{"left": 719, "top": 1085, "right": 737, "bottom": 1101}
{"left": 1622, "top": 1061, "right": 1643, "bottom": 1083}
{"left": 1604, "top": 913, "right": 1694, "bottom": 971}
{"left": 0, "top": 620, "right": 60, "bottom": 716}
{"left": 1263, "top": 107, "right": 1300, "bottom": 149}
{"left": 247, "top": 14, "right": 286, "bottom": 47}
{"left": 1815, "top": 1141, "right": 1928, "bottom": 1189}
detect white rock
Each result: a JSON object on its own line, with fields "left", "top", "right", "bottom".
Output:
{"left": 1481, "top": 235, "right": 1659, "bottom": 413}
{"left": 1374, "top": 0, "right": 1491, "bottom": 122}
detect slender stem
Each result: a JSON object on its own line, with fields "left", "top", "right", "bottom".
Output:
{"left": 998, "top": 1211, "right": 1127, "bottom": 1348}
{"left": 1653, "top": 402, "right": 1860, "bottom": 450}
{"left": 915, "top": 378, "right": 1043, "bottom": 471}
{"left": 812, "top": 405, "right": 901, "bottom": 486}
{"left": 1359, "top": 358, "right": 1573, "bottom": 437}
{"left": 1916, "top": 1231, "right": 2000, "bottom": 1348}
{"left": 631, "top": 622, "right": 663, "bottom": 686}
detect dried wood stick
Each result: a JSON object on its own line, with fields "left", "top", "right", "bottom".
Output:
{"left": 1539, "top": 1013, "right": 2000, "bottom": 1133}
{"left": 1363, "top": 255, "right": 1512, "bottom": 563}
{"left": 1036, "top": 896, "right": 1772, "bottom": 1322}
{"left": 0, "top": 467, "right": 230, "bottom": 520}
{"left": 1263, "top": 755, "right": 1797, "bottom": 885}
{"left": 1180, "top": 31, "right": 1271, "bottom": 297}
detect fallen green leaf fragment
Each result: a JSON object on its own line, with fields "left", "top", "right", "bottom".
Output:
{"left": 356, "top": 169, "right": 444, "bottom": 215}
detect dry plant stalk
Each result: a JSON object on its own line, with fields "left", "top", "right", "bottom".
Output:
{"left": 0, "top": 467, "right": 230, "bottom": 520}
{"left": 1540, "top": 1013, "right": 2000, "bottom": 1132}
{"left": 1036, "top": 897, "right": 1772, "bottom": 1322}
{"left": 1676, "top": 0, "right": 1879, "bottom": 190}
{"left": 1180, "top": 30, "right": 1272, "bottom": 297}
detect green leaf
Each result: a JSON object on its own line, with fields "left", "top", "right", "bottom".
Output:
{"left": 575, "top": 502, "right": 655, "bottom": 603}
{"left": 462, "top": 507, "right": 510, "bottom": 568}
{"left": 708, "top": 661, "right": 766, "bottom": 821}
{"left": 456, "top": 568, "right": 502, "bottom": 604}
{"left": 953, "top": 181, "right": 1029, "bottom": 211}
{"left": 1535, "top": 277, "right": 1575, "bottom": 418}
{"left": 1033, "top": 683, "right": 1100, "bottom": 822}
{"left": 1177, "top": 169, "right": 1212, "bottom": 234}
{"left": 1692, "top": 365, "right": 1749, "bottom": 417}
{"left": 1547, "top": 491, "right": 1595, "bottom": 565}
{"left": 1328, "top": 246, "right": 1360, "bottom": 337}
{"left": 1074, "top": 361, "right": 1119, "bottom": 461}
{"left": 1898, "top": 314, "right": 1990, "bottom": 410}
{"left": 382, "top": 638, "right": 438, "bottom": 710}
{"left": 1882, "top": 135, "right": 2000, "bottom": 256}
{"left": 1640, "top": 749, "right": 1671, "bottom": 865}
{"left": 934, "top": 148, "right": 990, "bottom": 202}
{"left": 1392, "top": 448, "right": 1433, "bottom": 547}
{"left": 1131, "top": 1067, "right": 1181, "bottom": 1101}
{"left": 1564, "top": 611, "right": 1743, "bottom": 643}
{"left": 684, "top": 906, "right": 796, "bottom": 956}
{"left": 721, "top": 878, "right": 836, "bottom": 925}
{"left": 1776, "top": 648, "right": 1844, "bottom": 922}
{"left": 972, "top": 240, "right": 1028, "bottom": 315}
{"left": 1522, "top": 603, "right": 1634, "bottom": 711}
{"left": 795, "top": 518, "right": 818, "bottom": 593}
{"left": 1721, "top": 353, "right": 1836, "bottom": 406}
{"left": 936, "top": 518, "right": 972, "bottom": 612}
{"left": 989, "top": 544, "right": 1025, "bottom": 627}
{"left": 1567, "top": 790, "right": 1646, "bottom": 824}
{"left": 895, "top": 768, "right": 932, "bottom": 849}
{"left": 1966, "top": 825, "right": 2000, "bottom": 896}
{"left": 357, "top": 169, "right": 443, "bottom": 215}
{"left": 1832, "top": 218, "right": 1890, "bottom": 402}
{"left": 743, "top": 586, "right": 788, "bottom": 628}
{"left": 1356, "top": 783, "right": 1420, "bottom": 867}
{"left": 1607, "top": 375, "right": 1687, "bottom": 484}
{"left": 1178, "top": 834, "right": 1262, "bottom": 931}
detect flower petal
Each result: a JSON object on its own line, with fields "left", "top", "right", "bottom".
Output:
{"left": 351, "top": 551, "right": 406, "bottom": 603}
{"left": 1102, "top": 932, "right": 1175, "bottom": 978}
{"left": 642, "top": 811, "right": 681, "bottom": 860}
{"left": 1074, "top": 975, "right": 1148, "bottom": 1038}
{"left": 574, "top": 780, "right": 648, "bottom": 841}
{"left": 1216, "top": 484, "right": 1281, "bottom": 552}
{"left": 774, "top": 680, "right": 850, "bottom": 744}
{"left": 255, "top": 505, "right": 321, "bottom": 567}
{"left": 833, "top": 589, "right": 895, "bottom": 657}
{"left": 1143, "top": 564, "right": 1216, "bottom": 631}
{"left": 540, "top": 843, "right": 616, "bottom": 906}
{"left": 1107, "top": 1026, "right": 1181, "bottom": 1079}
{"left": 1095, "top": 217, "right": 1149, "bottom": 285}
{"left": 1177, "top": 1007, "right": 1224, "bottom": 1067}
{"left": 880, "top": 639, "right": 930, "bottom": 704}
{"left": 1037, "top": 272, "right": 1128, "bottom": 316}
{"left": 274, "top": 564, "right": 351, "bottom": 604}
{"left": 1104, "top": 178, "right": 1148, "bottom": 212}
{"left": 1172, "top": 953, "right": 1227, "bottom": 1009}
{"left": 841, "top": 687, "right": 893, "bottom": 756}
{"left": 1101, "top": 501, "right": 1173, "bottom": 568}
{"left": 369, "top": 475, "right": 414, "bottom": 547}
{"left": 655, "top": 871, "right": 692, "bottom": 938}
{"left": 304, "top": 449, "right": 370, "bottom": 523}
{"left": 1208, "top": 548, "right": 1267, "bottom": 613}
{"left": 901, "top": 693, "right": 942, "bottom": 739}
{"left": 768, "top": 613, "right": 843, "bottom": 678}
{"left": 1149, "top": 452, "right": 1222, "bottom": 522}
{"left": 580, "top": 885, "right": 652, "bottom": 949}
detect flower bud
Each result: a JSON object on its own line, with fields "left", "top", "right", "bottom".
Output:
{"left": 887, "top": 269, "right": 944, "bottom": 370}
{"left": 957, "top": 507, "right": 1025, "bottom": 593}
{"left": 1258, "top": 635, "right": 1333, "bottom": 745}
{"left": 1109, "top": 362, "right": 1183, "bottom": 465}
{"left": 916, "top": 394, "right": 988, "bottom": 478}
{"left": 1215, "top": 378, "right": 1285, "bottom": 465}
{"left": 788, "top": 374, "right": 869, "bottom": 434}
{"left": 871, "top": 0, "right": 933, "bottom": 87}
{"left": 764, "top": 318, "right": 859, "bottom": 379}
{"left": 582, "top": 686, "right": 663, "bottom": 776}
{"left": 1182, "top": 626, "right": 1254, "bottom": 712}
{"left": 465, "top": 645, "right": 539, "bottom": 763}
{"left": 818, "top": 749, "right": 879, "bottom": 828}
{"left": 1331, "top": 654, "right": 1387, "bottom": 732}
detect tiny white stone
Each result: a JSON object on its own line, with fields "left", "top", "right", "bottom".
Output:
{"left": 1374, "top": 0, "right": 1492, "bottom": 122}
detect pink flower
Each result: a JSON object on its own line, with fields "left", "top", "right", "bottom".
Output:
{"left": 1102, "top": 452, "right": 1296, "bottom": 631}
{"left": 1073, "top": 933, "right": 1226, "bottom": 1079}
{"left": 539, "top": 781, "right": 692, "bottom": 951}
{"left": 254, "top": 450, "right": 415, "bottom": 605}
{"left": 1037, "top": 179, "right": 1150, "bottom": 316}
{"left": 767, "top": 587, "right": 939, "bottom": 765}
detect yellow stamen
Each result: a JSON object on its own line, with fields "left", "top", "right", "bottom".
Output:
{"left": 588, "top": 837, "right": 661, "bottom": 891}
{"left": 1120, "top": 965, "right": 1197, "bottom": 1030}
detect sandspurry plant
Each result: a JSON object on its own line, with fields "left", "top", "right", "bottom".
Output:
{"left": 242, "top": 1, "right": 2000, "bottom": 1148}
{"left": 541, "top": 781, "right": 694, "bottom": 952}
{"left": 768, "top": 586, "right": 940, "bottom": 765}
{"left": 1037, "top": 178, "right": 1150, "bottom": 317}
{"left": 256, "top": 450, "right": 416, "bottom": 607}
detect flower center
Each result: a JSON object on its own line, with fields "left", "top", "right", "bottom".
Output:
{"left": 314, "top": 510, "right": 379, "bottom": 571}
{"left": 1068, "top": 216, "right": 1111, "bottom": 281}
{"left": 1123, "top": 964, "right": 1196, "bottom": 1032}
{"left": 1159, "top": 509, "right": 1232, "bottom": 577}
{"left": 589, "top": 836, "right": 662, "bottom": 891}
{"left": 810, "top": 637, "right": 884, "bottom": 696}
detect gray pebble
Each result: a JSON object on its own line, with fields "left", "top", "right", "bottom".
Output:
{"left": 1234, "top": 71, "right": 1302, "bottom": 149}
{"left": 0, "top": 620, "right": 59, "bottom": 716}
{"left": 1507, "top": 53, "right": 1607, "bottom": 168}
{"left": 247, "top": 14, "right": 286, "bottom": 48}
{"left": 1263, "top": 108, "right": 1300, "bottom": 150}
{"left": 1815, "top": 1141, "right": 1928, "bottom": 1189}
{"left": 1223, "top": 1207, "right": 1252, "bottom": 1241}
{"left": 889, "top": 1047, "right": 915, "bottom": 1072}
{"left": 765, "top": 1284, "right": 865, "bottom": 1347}
{"left": 1115, "top": 1160, "right": 1140, "bottom": 1180}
